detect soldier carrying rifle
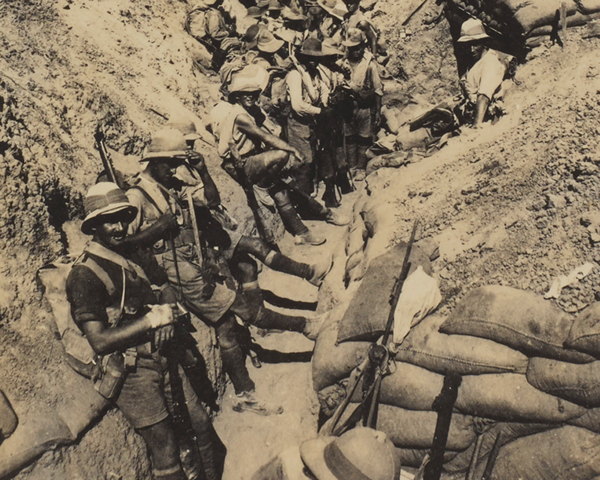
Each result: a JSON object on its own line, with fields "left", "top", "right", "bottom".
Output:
{"left": 66, "top": 182, "right": 224, "bottom": 480}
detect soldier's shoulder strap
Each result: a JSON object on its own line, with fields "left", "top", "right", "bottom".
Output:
{"left": 76, "top": 254, "right": 117, "bottom": 297}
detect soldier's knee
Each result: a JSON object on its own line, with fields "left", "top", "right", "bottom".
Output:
{"left": 215, "top": 314, "right": 239, "bottom": 349}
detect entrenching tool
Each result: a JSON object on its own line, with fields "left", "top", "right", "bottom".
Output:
{"left": 321, "top": 219, "right": 419, "bottom": 437}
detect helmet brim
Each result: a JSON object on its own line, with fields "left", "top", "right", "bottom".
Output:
{"left": 299, "top": 437, "right": 338, "bottom": 480}
{"left": 81, "top": 204, "right": 137, "bottom": 235}
{"left": 457, "top": 32, "right": 490, "bottom": 42}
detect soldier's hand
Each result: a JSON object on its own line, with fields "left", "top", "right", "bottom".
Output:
{"left": 154, "top": 325, "right": 175, "bottom": 349}
{"left": 146, "top": 304, "right": 175, "bottom": 329}
{"left": 188, "top": 151, "right": 206, "bottom": 169}
{"left": 291, "top": 148, "right": 304, "bottom": 163}
{"left": 156, "top": 212, "right": 179, "bottom": 232}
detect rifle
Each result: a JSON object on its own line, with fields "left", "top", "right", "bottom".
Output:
{"left": 166, "top": 337, "right": 204, "bottom": 480}
{"left": 422, "top": 373, "right": 463, "bottom": 480}
{"left": 323, "top": 219, "right": 419, "bottom": 436}
{"left": 94, "top": 126, "right": 126, "bottom": 190}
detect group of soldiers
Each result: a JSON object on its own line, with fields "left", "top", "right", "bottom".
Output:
{"left": 63, "top": 0, "right": 519, "bottom": 478}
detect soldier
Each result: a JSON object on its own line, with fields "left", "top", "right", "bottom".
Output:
{"left": 250, "top": 427, "right": 401, "bottom": 480}
{"left": 166, "top": 116, "right": 334, "bottom": 301}
{"left": 456, "top": 18, "right": 515, "bottom": 128}
{"left": 217, "top": 65, "right": 347, "bottom": 245}
{"left": 126, "top": 127, "right": 326, "bottom": 416}
{"left": 191, "top": 0, "right": 241, "bottom": 70}
{"left": 285, "top": 37, "right": 346, "bottom": 204}
{"left": 66, "top": 182, "right": 224, "bottom": 480}
{"left": 340, "top": 27, "right": 383, "bottom": 181}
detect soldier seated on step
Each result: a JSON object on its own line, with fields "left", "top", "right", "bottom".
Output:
{"left": 66, "top": 182, "right": 225, "bottom": 480}
{"left": 125, "top": 127, "right": 325, "bottom": 415}
{"left": 216, "top": 64, "right": 348, "bottom": 247}
{"left": 166, "top": 115, "right": 335, "bottom": 291}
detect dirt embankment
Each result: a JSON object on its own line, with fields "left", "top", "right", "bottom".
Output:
{"left": 2, "top": 0, "right": 600, "bottom": 477}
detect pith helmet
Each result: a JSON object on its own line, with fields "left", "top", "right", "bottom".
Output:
{"left": 257, "top": 28, "right": 285, "bottom": 52}
{"left": 141, "top": 128, "right": 189, "bottom": 162}
{"left": 167, "top": 116, "right": 201, "bottom": 141}
{"left": 457, "top": 18, "right": 490, "bottom": 42}
{"left": 228, "top": 64, "right": 269, "bottom": 94}
{"left": 300, "top": 427, "right": 401, "bottom": 480}
{"left": 246, "top": 5, "right": 267, "bottom": 18}
{"left": 318, "top": 0, "right": 347, "bottom": 20}
{"left": 342, "top": 27, "right": 366, "bottom": 47}
{"left": 299, "top": 37, "right": 342, "bottom": 57}
{"left": 81, "top": 182, "right": 137, "bottom": 235}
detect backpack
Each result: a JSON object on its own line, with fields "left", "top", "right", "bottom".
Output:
{"left": 37, "top": 254, "right": 126, "bottom": 379}
{"left": 185, "top": 7, "right": 209, "bottom": 41}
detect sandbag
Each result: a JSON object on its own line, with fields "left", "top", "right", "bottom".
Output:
{"left": 395, "top": 314, "right": 529, "bottom": 376}
{"left": 579, "top": 0, "right": 600, "bottom": 14}
{"left": 0, "top": 412, "right": 74, "bottom": 479}
{"left": 54, "top": 369, "right": 109, "bottom": 437}
{"left": 456, "top": 373, "right": 586, "bottom": 423}
{"left": 440, "top": 286, "right": 594, "bottom": 363}
{"left": 527, "top": 12, "right": 600, "bottom": 36}
{"left": 511, "top": 0, "right": 577, "bottom": 34}
{"left": 321, "top": 402, "right": 475, "bottom": 451}
{"left": 442, "top": 422, "right": 558, "bottom": 475}
{"left": 489, "top": 426, "right": 600, "bottom": 480}
{"left": 565, "top": 302, "right": 600, "bottom": 357}
{"left": 396, "top": 448, "right": 459, "bottom": 469}
{"left": 0, "top": 391, "right": 18, "bottom": 442}
{"left": 312, "top": 309, "right": 370, "bottom": 391}
{"left": 527, "top": 357, "right": 600, "bottom": 408}
{"left": 377, "top": 404, "right": 476, "bottom": 451}
{"left": 356, "top": 362, "right": 444, "bottom": 411}
{"left": 568, "top": 406, "right": 600, "bottom": 433}
{"left": 370, "top": 362, "right": 587, "bottom": 423}
{"left": 338, "top": 242, "right": 433, "bottom": 343}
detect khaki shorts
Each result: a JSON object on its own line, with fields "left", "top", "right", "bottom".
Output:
{"left": 116, "top": 354, "right": 197, "bottom": 429}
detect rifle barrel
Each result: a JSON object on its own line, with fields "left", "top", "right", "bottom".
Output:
{"left": 381, "top": 219, "right": 419, "bottom": 346}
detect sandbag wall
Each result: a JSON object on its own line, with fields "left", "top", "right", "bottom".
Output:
{"left": 314, "top": 285, "right": 600, "bottom": 479}
{"left": 444, "top": 0, "right": 600, "bottom": 49}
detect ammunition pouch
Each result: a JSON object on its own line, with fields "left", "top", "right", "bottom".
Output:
{"left": 62, "top": 328, "right": 102, "bottom": 379}
{"left": 93, "top": 349, "right": 137, "bottom": 400}
{"left": 355, "top": 91, "right": 377, "bottom": 109}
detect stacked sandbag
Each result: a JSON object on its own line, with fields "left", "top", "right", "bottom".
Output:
{"left": 445, "top": 0, "right": 600, "bottom": 46}
{"left": 314, "top": 286, "right": 600, "bottom": 476}
{"left": 395, "top": 314, "right": 529, "bottom": 376}
{"left": 359, "top": 362, "right": 588, "bottom": 424}
{"left": 337, "top": 242, "right": 432, "bottom": 343}
{"left": 527, "top": 358, "right": 600, "bottom": 408}
{"left": 312, "top": 308, "right": 370, "bottom": 392}
{"left": 0, "top": 370, "right": 108, "bottom": 479}
{"left": 482, "top": 426, "right": 600, "bottom": 480}
{"left": 564, "top": 302, "right": 600, "bottom": 357}
{"left": 439, "top": 286, "right": 594, "bottom": 363}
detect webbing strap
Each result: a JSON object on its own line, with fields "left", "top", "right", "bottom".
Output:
{"left": 79, "top": 256, "right": 126, "bottom": 325}
{"left": 82, "top": 257, "right": 116, "bottom": 297}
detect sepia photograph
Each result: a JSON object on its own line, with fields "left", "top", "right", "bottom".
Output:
{"left": 1, "top": 0, "right": 600, "bottom": 478}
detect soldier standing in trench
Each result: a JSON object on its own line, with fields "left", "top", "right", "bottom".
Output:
{"left": 66, "top": 182, "right": 224, "bottom": 480}
{"left": 217, "top": 66, "right": 347, "bottom": 245}
{"left": 339, "top": 28, "right": 383, "bottom": 182}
